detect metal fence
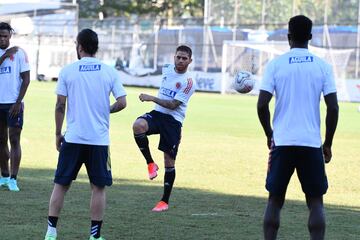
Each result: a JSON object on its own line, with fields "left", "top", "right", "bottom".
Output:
{"left": 8, "top": 16, "right": 360, "bottom": 81}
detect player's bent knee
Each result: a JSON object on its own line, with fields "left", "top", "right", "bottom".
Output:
{"left": 133, "top": 119, "right": 148, "bottom": 133}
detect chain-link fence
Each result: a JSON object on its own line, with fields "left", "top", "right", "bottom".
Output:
{"left": 3, "top": 2, "right": 359, "bottom": 94}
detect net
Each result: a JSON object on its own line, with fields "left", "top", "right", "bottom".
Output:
{"left": 221, "top": 40, "right": 355, "bottom": 94}
{"left": 221, "top": 41, "right": 288, "bottom": 93}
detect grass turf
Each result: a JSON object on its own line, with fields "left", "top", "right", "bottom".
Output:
{"left": 0, "top": 81, "right": 359, "bottom": 239}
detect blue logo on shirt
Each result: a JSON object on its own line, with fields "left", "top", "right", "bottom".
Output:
{"left": 160, "top": 87, "right": 176, "bottom": 98}
{"left": 289, "top": 56, "right": 313, "bottom": 64}
{"left": 0, "top": 66, "right": 11, "bottom": 74}
{"left": 79, "top": 64, "right": 101, "bottom": 72}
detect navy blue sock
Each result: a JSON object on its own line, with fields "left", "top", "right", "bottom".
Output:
{"left": 161, "top": 167, "right": 176, "bottom": 203}
{"left": 91, "top": 220, "right": 103, "bottom": 238}
{"left": 48, "top": 216, "right": 58, "bottom": 228}
{"left": 1, "top": 172, "right": 9, "bottom": 178}
{"left": 134, "top": 133, "right": 154, "bottom": 164}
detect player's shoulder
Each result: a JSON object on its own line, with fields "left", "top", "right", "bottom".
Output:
{"left": 101, "top": 63, "right": 120, "bottom": 79}
{"left": 60, "top": 60, "right": 80, "bottom": 74}
{"left": 162, "top": 63, "right": 174, "bottom": 73}
{"left": 15, "top": 47, "right": 28, "bottom": 58}
{"left": 310, "top": 53, "right": 329, "bottom": 65}
{"left": 16, "top": 47, "right": 27, "bottom": 54}
{"left": 182, "top": 73, "right": 196, "bottom": 92}
{"left": 100, "top": 61, "right": 116, "bottom": 71}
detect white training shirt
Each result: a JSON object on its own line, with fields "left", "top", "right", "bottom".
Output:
{"left": 56, "top": 57, "right": 126, "bottom": 146}
{"left": 260, "top": 48, "right": 337, "bottom": 147}
{"left": 0, "top": 47, "right": 30, "bottom": 103}
{"left": 154, "top": 64, "right": 196, "bottom": 124}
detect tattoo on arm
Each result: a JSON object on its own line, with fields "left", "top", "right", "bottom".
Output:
{"left": 56, "top": 102, "right": 66, "bottom": 114}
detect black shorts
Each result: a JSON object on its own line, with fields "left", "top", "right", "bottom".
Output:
{"left": 266, "top": 146, "right": 328, "bottom": 197}
{"left": 0, "top": 103, "right": 24, "bottom": 128}
{"left": 54, "top": 141, "right": 112, "bottom": 187}
{"left": 138, "top": 110, "right": 182, "bottom": 159}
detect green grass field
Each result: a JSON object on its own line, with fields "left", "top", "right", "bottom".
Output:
{"left": 1, "top": 81, "right": 359, "bottom": 240}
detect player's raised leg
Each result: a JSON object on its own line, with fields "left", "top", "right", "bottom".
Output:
{"left": 152, "top": 153, "right": 175, "bottom": 212}
{"left": 45, "top": 183, "right": 70, "bottom": 240}
{"left": 8, "top": 127, "right": 22, "bottom": 191}
{"left": 0, "top": 118, "right": 10, "bottom": 187}
{"left": 133, "top": 117, "right": 158, "bottom": 180}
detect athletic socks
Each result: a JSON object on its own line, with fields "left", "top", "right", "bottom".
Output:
{"left": 161, "top": 167, "right": 176, "bottom": 203}
{"left": 91, "top": 220, "right": 103, "bottom": 239}
{"left": 1, "top": 172, "right": 9, "bottom": 178}
{"left": 46, "top": 216, "right": 58, "bottom": 237}
{"left": 134, "top": 133, "right": 154, "bottom": 164}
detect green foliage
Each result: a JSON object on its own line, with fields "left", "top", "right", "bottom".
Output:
{"left": 77, "top": 0, "right": 359, "bottom": 27}
{"left": 209, "top": 0, "right": 358, "bottom": 27}
{"left": 78, "top": 0, "right": 204, "bottom": 18}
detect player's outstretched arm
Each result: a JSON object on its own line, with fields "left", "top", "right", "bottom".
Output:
{"left": 110, "top": 96, "right": 127, "bottom": 113}
{"left": 257, "top": 90, "right": 273, "bottom": 149}
{"left": 139, "top": 93, "right": 181, "bottom": 110}
{"left": 0, "top": 46, "right": 18, "bottom": 65}
{"left": 323, "top": 92, "right": 339, "bottom": 163}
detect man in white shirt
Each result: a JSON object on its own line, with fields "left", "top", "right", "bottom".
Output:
{"left": 0, "top": 22, "right": 30, "bottom": 192}
{"left": 44, "top": 29, "right": 127, "bottom": 240}
{"left": 133, "top": 45, "right": 195, "bottom": 212}
{"left": 257, "top": 15, "right": 339, "bottom": 240}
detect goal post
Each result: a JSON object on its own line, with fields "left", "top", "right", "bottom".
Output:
{"left": 221, "top": 41, "right": 288, "bottom": 94}
{"left": 221, "top": 40, "right": 355, "bottom": 95}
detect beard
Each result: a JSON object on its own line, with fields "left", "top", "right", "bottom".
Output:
{"left": 0, "top": 43, "right": 8, "bottom": 50}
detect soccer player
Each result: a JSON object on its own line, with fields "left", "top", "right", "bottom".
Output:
{"left": 0, "top": 22, "right": 30, "bottom": 191}
{"left": 133, "top": 45, "right": 195, "bottom": 212}
{"left": 44, "top": 29, "right": 127, "bottom": 240}
{"left": 257, "top": 15, "right": 339, "bottom": 240}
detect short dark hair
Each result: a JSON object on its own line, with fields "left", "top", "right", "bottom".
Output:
{"left": 0, "top": 22, "right": 14, "bottom": 33}
{"left": 176, "top": 45, "right": 192, "bottom": 58}
{"left": 288, "top": 15, "right": 312, "bottom": 42}
{"left": 77, "top": 28, "right": 98, "bottom": 55}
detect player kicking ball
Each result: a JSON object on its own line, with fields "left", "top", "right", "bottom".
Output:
{"left": 133, "top": 45, "right": 195, "bottom": 212}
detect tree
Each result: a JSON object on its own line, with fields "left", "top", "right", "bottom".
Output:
{"left": 78, "top": 0, "right": 204, "bottom": 19}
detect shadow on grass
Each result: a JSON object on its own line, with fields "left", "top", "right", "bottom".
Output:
{"left": 0, "top": 168, "right": 359, "bottom": 240}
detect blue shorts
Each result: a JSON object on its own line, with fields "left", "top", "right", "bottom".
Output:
{"left": 138, "top": 110, "right": 182, "bottom": 160}
{"left": 0, "top": 103, "right": 24, "bottom": 128}
{"left": 54, "top": 141, "right": 112, "bottom": 187}
{"left": 266, "top": 146, "right": 328, "bottom": 197}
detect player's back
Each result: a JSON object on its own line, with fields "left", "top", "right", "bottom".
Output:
{"left": 265, "top": 48, "right": 336, "bottom": 147}
{"left": 57, "top": 57, "right": 119, "bottom": 145}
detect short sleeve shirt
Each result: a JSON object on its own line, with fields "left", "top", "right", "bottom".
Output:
{"left": 56, "top": 57, "right": 126, "bottom": 145}
{"left": 0, "top": 47, "right": 30, "bottom": 103}
{"left": 260, "top": 48, "right": 337, "bottom": 147}
{"left": 154, "top": 64, "right": 196, "bottom": 123}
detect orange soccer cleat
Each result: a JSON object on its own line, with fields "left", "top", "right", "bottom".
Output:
{"left": 147, "top": 162, "right": 159, "bottom": 180}
{"left": 152, "top": 201, "right": 169, "bottom": 212}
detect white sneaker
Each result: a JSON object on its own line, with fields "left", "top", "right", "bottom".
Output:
{"left": 8, "top": 178, "right": 20, "bottom": 192}
{"left": 0, "top": 177, "right": 10, "bottom": 187}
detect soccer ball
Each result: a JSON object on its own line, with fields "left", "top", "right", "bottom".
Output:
{"left": 233, "top": 70, "right": 255, "bottom": 94}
